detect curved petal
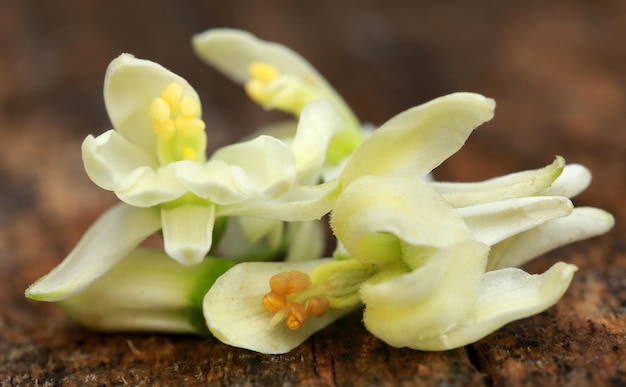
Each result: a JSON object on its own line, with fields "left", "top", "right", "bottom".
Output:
{"left": 174, "top": 160, "right": 248, "bottom": 205}
{"left": 291, "top": 100, "right": 344, "bottom": 184}
{"left": 331, "top": 175, "right": 470, "bottom": 264}
{"left": 104, "top": 53, "right": 200, "bottom": 152}
{"left": 82, "top": 131, "right": 187, "bottom": 206}
{"left": 204, "top": 259, "right": 352, "bottom": 354}
{"left": 25, "top": 204, "right": 161, "bottom": 301}
{"left": 216, "top": 180, "right": 340, "bottom": 221}
{"left": 430, "top": 156, "right": 565, "bottom": 207}
{"left": 340, "top": 93, "right": 495, "bottom": 184}
{"left": 488, "top": 207, "right": 615, "bottom": 270}
{"left": 58, "top": 248, "right": 235, "bottom": 335}
{"left": 82, "top": 130, "right": 159, "bottom": 191}
{"left": 539, "top": 164, "right": 591, "bottom": 198}
{"left": 210, "top": 135, "right": 296, "bottom": 200}
{"left": 361, "top": 241, "right": 489, "bottom": 348}
{"left": 161, "top": 203, "right": 216, "bottom": 265}
{"left": 192, "top": 29, "right": 342, "bottom": 106}
{"left": 410, "top": 262, "right": 577, "bottom": 350}
{"left": 456, "top": 196, "right": 574, "bottom": 246}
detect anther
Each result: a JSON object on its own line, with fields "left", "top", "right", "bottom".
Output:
{"left": 262, "top": 291, "right": 287, "bottom": 313}
{"left": 286, "top": 303, "right": 307, "bottom": 330}
{"left": 160, "top": 83, "right": 184, "bottom": 104}
{"left": 152, "top": 119, "right": 175, "bottom": 139}
{"left": 149, "top": 98, "right": 171, "bottom": 123}
{"left": 269, "top": 270, "right": 312, "bottom": 296}
{"left": 178, "top": 95, "right": 200, "bottom": 117}
{"left": 305, "top": 297, "right": 329, "bottom": 318}
{"left": 175, "top": 116, "right": 206, "bottom": 137}
{"left": 249, "top": 62, "right": 279, "bottom": 82}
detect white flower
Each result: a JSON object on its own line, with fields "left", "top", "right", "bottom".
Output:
{"left": 26, "top": 54, "right": 344, "bottom": 301}
{"left": 200, "top": 91, "right": 613, "bottom": 353}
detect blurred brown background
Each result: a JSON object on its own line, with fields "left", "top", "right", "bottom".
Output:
{"left": 1, "top": 1, "right": 625, "bottom": 385}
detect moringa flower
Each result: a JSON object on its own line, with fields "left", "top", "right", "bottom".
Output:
{"left": 25, "top": 54, "right": 344, "bottom": 301}
{"left": 200, "top": 88, "right": 614, "bottom": 353}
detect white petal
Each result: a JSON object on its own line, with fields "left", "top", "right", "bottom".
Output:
{"left": 82, "top": 130, "right": 159, "bottom": 191}
{"left": 410, "top": 262, "right": 577, "bottom": 350}
{"left": 203, "top": 259, "right": 352, "bottom": 354}
{"left": 174, "top": 160, "right": 248, "bottom": 205}
{"left": 216, "top": 180, "right": 340, "bottom": 221}
{"left": 488, "top": 207, "right": 615, "bottom": 270}
{"left": 237, "top": 217, "right": 283, "bottom": 247}
{"left": 539, "top": 164, "right": 591, "bottom": 198}
{"left": 82, "top": 131, "right": 187, "bottom": 206}
{"left": 25, "top": 204, "right": 161, "bottom": 301}
{"left": 331, "top": 175, "right": 470, "bottom": 264}
{"left": 58, "top": 248, "right": 235, "bottom": 334}
{"left": 430, "top": 156, "right": 565, "bottom": 207}
{"left": 456, "top": 196, "right": 574, "bottom": 246}
{"left": 104, "top": 53, "right": 200, "bottom": 152}
{"left": 210, "top": 135, "right": 296, "bottom": 200}
{"left": 161, "top": 204, "right": 216, "bottom": 265}
{"left": 291, "top": 100, "right": 344, "bottom": 184}
{"left": 340, "top": 93, "right": 495, "bottom": 185}
{"left": 361, "top": 241, "right": 489, "bottom": 348}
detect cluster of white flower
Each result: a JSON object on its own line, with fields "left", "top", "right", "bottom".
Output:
{"left": 26, "top": 29, "right": 613, "bottom": 354}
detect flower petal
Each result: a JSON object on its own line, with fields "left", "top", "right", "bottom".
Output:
{"left": 361, "top": 241, "right": 489, "bottom": 348}
{"left": 203, "top": 259, "right": 352, "bottom": 354}
{"left": 488, "top": 207, "right": 615, "bottom": 270}
{"left": 173, "top": 160, "right": 248, "bottom": 205}
{"left": 25, "top": 204, "right": 161, "bottom": 301}
{"left": 291, "top": 100, "right": 344, "bottom": 184}
{"left": 82, "top": 130, "right": 159, "bottom": 190}
{"left": 58, "top": 248, "right": 235, "bottom": 334}
{"left": 161, "top": 203, "right": 216, "bottom": 265}
{"left": 340, "top": 92, "right": 495, "bottom": 185}
{"left": 82, "top": 131, "right": 187, "bottom": 206}
{"left": 410, "top": 262, "right": 577, "bottom": 350}
{"left": 210, "top": 135, "right": 296, "bottom": 200}
{"left": 285, "top": 220, "right": 325, "bottom": 262}
{"left": 539, "top": 164, "right": 591, "bottom": 198}
{"left": 104, "top": 53, "right": 200, "bottom": 152}
{"left": 216, "top": 180, "right": 340, "bottom": 221}
{"left": 430, "top": 156, "right": 565, "bottom": 207}
{"left": 331, "top": 175, "right": 471, "bottom": 264}
{"left": 456, "top": 196, "right": 574, "bottom": 246}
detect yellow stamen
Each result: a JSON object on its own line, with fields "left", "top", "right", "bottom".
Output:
{"left": 175, "top": 116, "right": 206, "bottom": 137}
{"left": 286, "top": 303, "right": 307, "bottom": 330}
{"left": 245, "top": 79, "right": 272, "bottom": 105}
{"left": 249, "top": 62, "right": 279, "bottom": 82}
{"left": 160, "top": 83, "right": 184, "bottom": 104}
{"left": 152, "top": 119, "right": 175, "bottom": 139}
{"left": 149, "top": 98, "right": 171, "bottom": 123}
{"left": 179, "top": 95, "right": 200, "bottom": 117}
{"left": 305, "top": 297, "right": 329, "bottom": 318}
{"left": 262, "top": 292, "right": 287, "bottom": 313}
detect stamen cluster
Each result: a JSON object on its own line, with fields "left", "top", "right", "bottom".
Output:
{"left": 262, "top": 270, "right": 329, "bottom": 330}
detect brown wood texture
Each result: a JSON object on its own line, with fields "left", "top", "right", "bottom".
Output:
{"left": 1, "top": 1, "right": 625, "bottom": 386}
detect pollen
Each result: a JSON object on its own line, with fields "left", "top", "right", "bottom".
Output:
{"left": 249, "top": 62, "right": 279, "bottom": 82}
{"left": 149, "top": 98, "right": 171, "bottom": 123}
{"left": 160, "top": 83, "right": 184, "bottom": 105}
{"left": 263, "top": 291, "right": 287, "bottom": 313}
{"left": 175, "top": 116, "right": 206, "bottom": 137}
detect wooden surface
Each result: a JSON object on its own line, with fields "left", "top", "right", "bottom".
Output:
{"left": 1, "top": 1, "right": 625, "bottom": 386}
